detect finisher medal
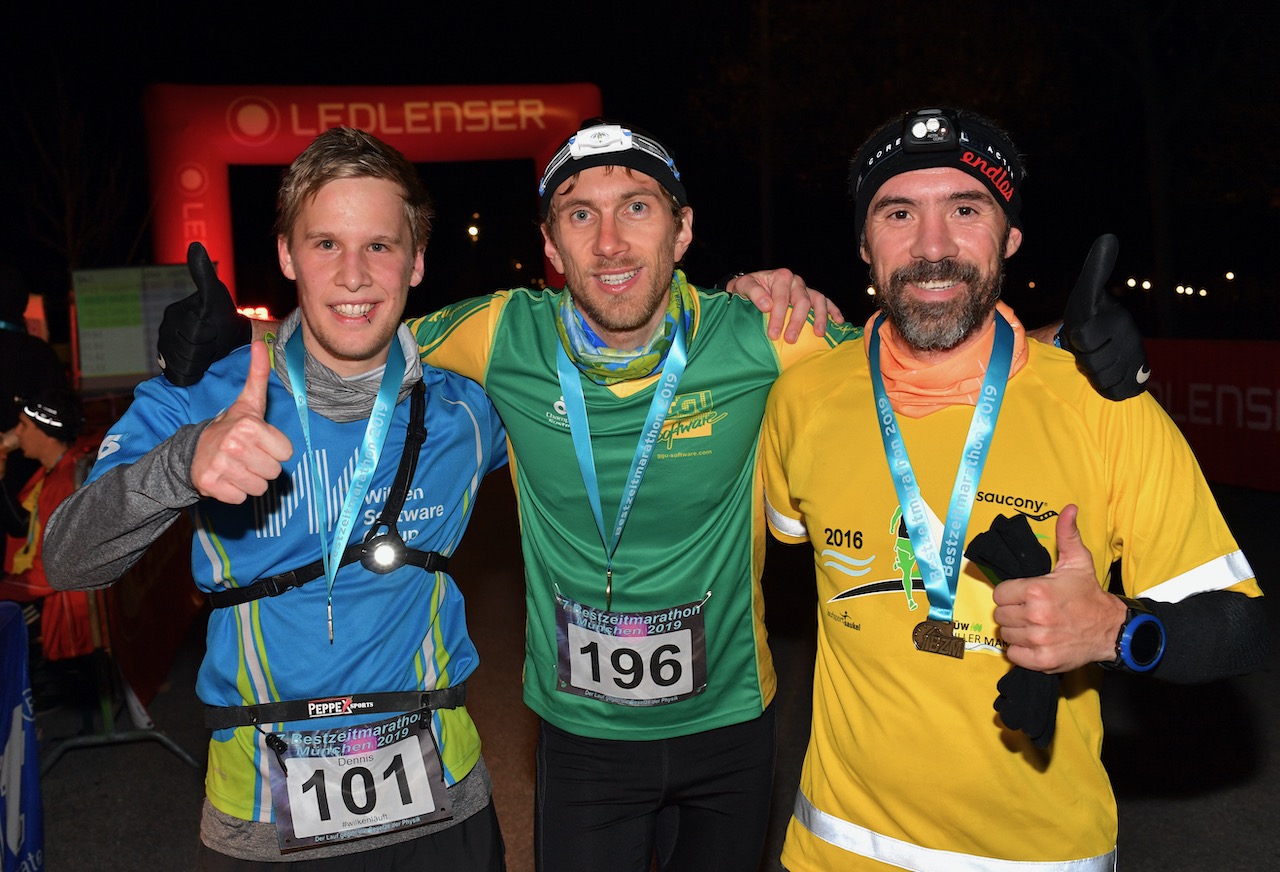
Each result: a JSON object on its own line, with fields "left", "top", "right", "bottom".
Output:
{"left": 870, "top": 312, "right": 1015, "bottom": 663}
{"left": 913, "top": 619, "right": 964, "bottom": 659}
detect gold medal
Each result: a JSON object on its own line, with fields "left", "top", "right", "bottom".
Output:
{"left": 912, "top": 619, "right": 964, "bottom": 659}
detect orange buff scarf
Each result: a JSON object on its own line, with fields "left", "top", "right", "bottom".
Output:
{"left": 862, "top": 301, "right": 1028, "bottom": 419}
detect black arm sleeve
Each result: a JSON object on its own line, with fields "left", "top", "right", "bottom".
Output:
{"left": 1145, "top": 591, "right": 1269, "bottom": 684}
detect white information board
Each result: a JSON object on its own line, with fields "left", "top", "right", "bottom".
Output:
{"left": 72, "top": 264, "right": 194, "bottom": 393}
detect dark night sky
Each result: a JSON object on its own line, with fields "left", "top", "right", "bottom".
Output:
{"left": 2, "top": 2, "right": 1277, "bottom": 343}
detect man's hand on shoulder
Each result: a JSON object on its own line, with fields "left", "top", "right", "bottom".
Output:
{"left": 158, "top": 242, "right": 252, "bottom": 387}
{"left": 726, "top": 268, "right": 845, "bottom": 342}
{"left": 191, "top": 341, "right": 293, "bottom": 504}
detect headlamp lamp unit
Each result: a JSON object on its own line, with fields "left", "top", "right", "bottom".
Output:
{"left": 903, "top": 109, "right": 960, "bottom": 153}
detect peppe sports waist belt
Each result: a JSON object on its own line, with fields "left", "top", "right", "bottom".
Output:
{"left": 203, "top": 683, "right": 467, "bottom": 730}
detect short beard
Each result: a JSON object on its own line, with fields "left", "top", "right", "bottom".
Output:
{"left": 872, "top": 257, "right": 1005, "bottom": 353}
{"left": 569, "top": 272, "right": 671, "bottom": 338}
{"left": 560, "top": 220, "right": 683, "bottom": 347}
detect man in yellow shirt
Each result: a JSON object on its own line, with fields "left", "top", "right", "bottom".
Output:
{"left": 760, "top": 107, "right": 1266, "bottom": 871}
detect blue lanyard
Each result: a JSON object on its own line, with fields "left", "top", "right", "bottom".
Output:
{"left": 868, "top": 312, "right": 1013, "bottom": 623}
{"left": 555, "top": 315, "right": 688, "bottom": 610}
{"left": 284, "top": 329, "right": 405, "bottom": 642}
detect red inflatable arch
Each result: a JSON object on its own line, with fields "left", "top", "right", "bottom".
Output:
{"left": 143, "top": 83, "right": 602, "bottom": 298}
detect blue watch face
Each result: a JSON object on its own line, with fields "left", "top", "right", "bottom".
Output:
{"left": 1121, "top": 612, "right": 1165, "bottom": 672}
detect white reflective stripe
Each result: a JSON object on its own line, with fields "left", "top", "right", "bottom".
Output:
{"left": 765, "top": 496, "right": 807, "bottom": 539}
{"left": 1140, "top": 550, "right": 1255, "bottom": 603}
{"left": 793, "top": 791, "right": 1116, "bottom": 872}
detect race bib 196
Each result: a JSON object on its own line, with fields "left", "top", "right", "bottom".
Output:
{"left": 267, "top": 709, "right": 452, "bottom": 852}
{"left": 555, "top": 594, "right": 708, "bottom": 707}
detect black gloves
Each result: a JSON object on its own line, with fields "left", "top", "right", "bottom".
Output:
{"left": 157, "top": 242, "right": 251, "bottom": 387}
{"left": 990, "top": 665, "right": 1061, "bottom": 750}
{"left": 964, "top": 514, "right": 1060, "bottom": 749}
{"left": 1060, "top": 234, "right": 1150, "bottom": 401}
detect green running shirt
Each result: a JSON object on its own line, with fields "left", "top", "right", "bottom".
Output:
{"left": 408, "top": 272, "right": 858, "bottom": 740}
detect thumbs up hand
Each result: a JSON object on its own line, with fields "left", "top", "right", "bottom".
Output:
{"left": 191, "top": 340, "right": 294, "bottom": 504}
{"left": 992, "top": 505, "right": 1128, "bottom": 674}
{"left": 159, "top": 242, "right": 252, "bottom": 387}
{"left": 1060, "top": 234, "right": 1151, "bottom": 401}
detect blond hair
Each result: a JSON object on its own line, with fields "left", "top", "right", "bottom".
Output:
{"left": 274, "top": 127, "right": 433, "bottom": 251}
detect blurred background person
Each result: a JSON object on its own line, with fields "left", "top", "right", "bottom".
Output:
{"left": 0, "top": 387, "right": 94, "bottom": 661}
{"left": 0, "top": 265, "right": 70, "bottom": 567}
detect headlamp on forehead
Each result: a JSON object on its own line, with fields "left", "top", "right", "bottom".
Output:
{"left": 572, "top": 124, "right": 632, "bottom": 157}
{"left": 538, "top": 124, "right": 681, "bottom": 197}
{"left": 23, "top": 402, "right": 66, "bottom": 429}
{"left": 904, "top": 109, "right": 959, "bottom": 153}
{"left": 850, "top": 106, "right": 1025, "bottom": 242}
{"left": 537, "top": 120, "right": 688, "bottom": 218}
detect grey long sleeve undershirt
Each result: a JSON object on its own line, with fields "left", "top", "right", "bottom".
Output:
{"left": 43, "top": 317, "right": 422, "bottom": 593}
{"left": 43, "top": 419, "right": 211, "bottom": 590}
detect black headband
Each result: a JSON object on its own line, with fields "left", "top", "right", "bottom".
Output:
{"left": 18, "top": 390, "right": 82, "bottom": 442}
{"left": 850, "top": 108, "right": 1025, "bottom": 242}
{"left": 538, "top": 121, "right": 687, "bottom": 218}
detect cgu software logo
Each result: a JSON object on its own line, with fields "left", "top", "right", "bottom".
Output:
{"left": 659, "top": 390, "right": 727, "bottom": 449}
{"left": 545, "top": 390, "right": 728, "bottom": 448}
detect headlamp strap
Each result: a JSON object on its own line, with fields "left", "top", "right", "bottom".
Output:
{"left": 207, "top": 544, "right": 449, "bottom": 609}
{"left": 208, "top": 380, "right": 442, "bottom": 610}
{"left": 365, "top": 380, "right": 427, "bottom": 544}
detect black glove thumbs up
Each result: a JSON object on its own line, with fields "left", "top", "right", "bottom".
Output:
{"left": 1060, "top": 234, "right": 1151, "bottom": 401}
{"left": 158, "top": 242, "right": 251, "bottom": 387}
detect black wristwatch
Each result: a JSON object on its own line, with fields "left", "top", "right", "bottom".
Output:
{"left": 1102, "top": 597, "right": 1166, "bottom": 673}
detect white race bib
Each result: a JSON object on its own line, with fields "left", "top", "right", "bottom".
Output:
{"left": 554, "top": 594, "right": 708, "bottom": 707}
{"left": 267, "top": 709, "right": 452, "bottom": 852}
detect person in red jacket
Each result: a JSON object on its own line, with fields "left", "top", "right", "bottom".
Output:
{"left": 0, "top": 387, "right": 95, "bottom": 659}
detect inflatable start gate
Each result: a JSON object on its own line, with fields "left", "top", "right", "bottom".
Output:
{"left": 143, "top": 82, "right": 602, "bottom": 297}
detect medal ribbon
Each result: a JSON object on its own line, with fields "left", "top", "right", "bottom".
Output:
{"left": 868, "top": 312, "right": 1013, "bottom": 623}
{"left": 285, "top": 329, "right": 405, "bottom": 641}
{"left": 555, "top": 314, "right": 688, "bottom": 610}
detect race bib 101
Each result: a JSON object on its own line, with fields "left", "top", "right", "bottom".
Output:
{"left": 267, "top": 709, "right": 452, "bottom": 852}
